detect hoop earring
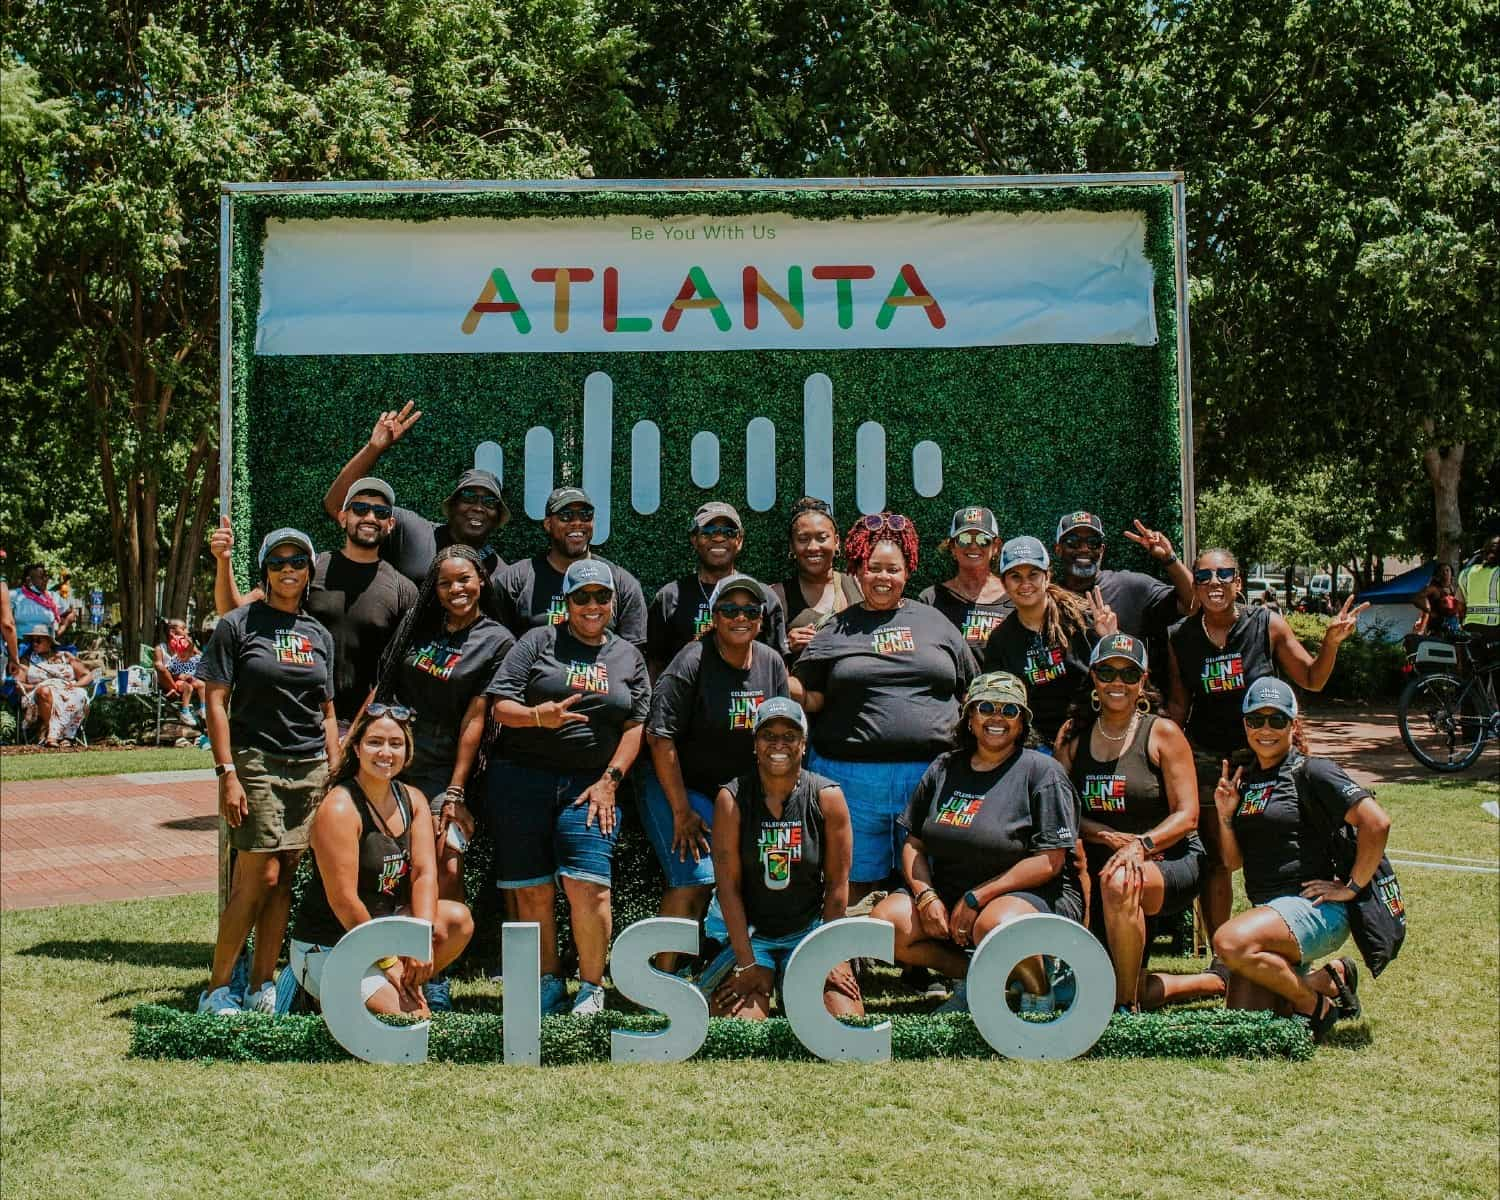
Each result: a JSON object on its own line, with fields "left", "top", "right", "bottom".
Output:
{"left": 1137, "top": 696, "right": 1151, "bottom": 714}
{"left": 1090, "top": 690, "right": 1101, "bottom": 712}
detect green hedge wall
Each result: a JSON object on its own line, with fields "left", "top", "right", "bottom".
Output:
{"left": 131, "top": 1004, "right": 1313, "bottom": 1064}
{"left": 228, "top": 185, "right": 1184, "bottom": 594}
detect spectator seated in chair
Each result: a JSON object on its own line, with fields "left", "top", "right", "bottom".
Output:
{"left": 154, "top": 617, "right": 206, "bottom": 729}
{"left": 17, "top": 624, "right": 94, "bottom": 746}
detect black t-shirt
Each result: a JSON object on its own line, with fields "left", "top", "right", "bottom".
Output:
{"left": 1231, "top": 753, "right": 1371, "bottom": 905}
{"left": 305, "top": 551, "right": 418, "bottom": 720}
{"left": 493, "top": 553, "right": 648, "bottom": 651}
{"left": 294, "top": 780, "right": 414, "bottom": 946}
{"left": 1077, "top": 568, "right": 1181, "bottom": 679}
{"left": 918, "top": 582, "right": 1014, "bottom": 666}
{"left": 982, "top": 613, "right": 1096, "bottom": 743}
{"left": 900, "top": 748, "right": 1083, "bottom": 908}
{"left": 646, "top": 574, "right": 789, "bottom": 667}
{"left": 1169, "top": 606, "right": 1277, "bottom": 754}
{"left": 390, "top": 616, "right": 514, "bottom": 784}
{"left": 725, "top": 769, "right": 834, "bottom": 938}
{"left": 488, "top": 624, "right": 652, "bottom": 771}
{"left": 648, "top": 638, "right": 790, "bottom": 794}
{"left": 384, "top": 505, "right": 503, "bottom": 585}
{"left": 794, "top": 600, "right": 976, "bottom": 762}
{"left": 198, "top": 601, "right": 334, "bottom": 755}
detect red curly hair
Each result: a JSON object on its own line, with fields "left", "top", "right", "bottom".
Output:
{"left": 844, "top": 513, "right": 920, "bottom": 573}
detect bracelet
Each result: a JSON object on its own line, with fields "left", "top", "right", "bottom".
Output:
{"left": 533, "top": 707, "right": 542, "bottom": 726}
{"left": 732, "top": 962, "right": 759, "bottom": 977}
{"left": 375, "top": 956, "right": 399, "bottom": 970}
{"left": 914, "top": 888, "right": 940, "bottom": 910}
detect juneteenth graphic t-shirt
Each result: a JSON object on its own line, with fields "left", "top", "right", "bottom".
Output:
{"left": 393, "top": 616, "right": 515, "bottom": 786}
{"left": 492, "top": 553, "right": 648, "bottom": 651}
{"left": 305, "top": 551, "right": 419, "bottom": 721}
{"left": 725, "top": 769, "right": 834, "bottom": 938}
{"left": 647, "top": 638, "right": 790, "bottom": 794}
{"left": 1230, "top": 753, "right": 1372, "bottom": 906}
{"left": 1168, "top": 605, "right": 1276, "bottom": 754}
{"left": 794, "top": 600, "right": 976, "bottom": 762}
{"left": 198, "top": 601, "right": 335, "bottom": 755}
{"left": 646, "top": 574, "right": 789, "bottom": 668}
{"left": 982, "top": 613, "right": 1096, "bottom": 743}
{"left": 488, "top": 623, "right": 652, "bottom": 772}
{"left": 918, "top": 582, "right": 1014, "bottom": 666}
{"left": 899, "top": 749, "right": 1083, "bottom": 909}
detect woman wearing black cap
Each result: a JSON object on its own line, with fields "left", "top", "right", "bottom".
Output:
{"left": 919, "top": 505, "right": 1012, "bottom": 665}
{"left": 1056, "top": 633, "right": 1210, "bottom": 1012}
{"left": 198, "top": 528, "right": 337, "bottom": 1015}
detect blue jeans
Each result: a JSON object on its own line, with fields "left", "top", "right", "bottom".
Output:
{"left": 486, "top": 761, "right": 622, "bottom": 888}
{"left": 638, "top": 769, "right": 717, "bottom": 889}
{"left": 1264, "top": 895, "right": 1352, "bottom": 970}
{"left": 807, "top": 749, "right": 929, "bottom": 884}
{"left": 702, "top": 895, "right": 822, "bottom": 978}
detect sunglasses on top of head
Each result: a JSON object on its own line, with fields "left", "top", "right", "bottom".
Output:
{"left": 971, "top": 700, "right": 1024, "bottom": 719}
{"left": 1093, "top": 664, "right": 1144, "bottom": 685}
{"left": 1244, "top": 711, "right": 1293, "bottom": 730}
{"left": 366, "top": 703, "right": 415, "bottom": 722}
{"left": 859, "top": 513, "right": 909, "bottom": 533}
{"left": 714, "top": 601, "right": 764, "bottom": 619}
{"left": 1061, "top": 533, "right": 1104, "bottom": 551}
{"left": 954, "top": 531, "right": 994, "bottom": 548}
{"left": 570, "top": 587, "right": 613, "bottom": 606}
{"left": 346, "top": 500, "right": 393, "bottom": 519}
{"left": 455, "top": 488, "right": 502, "bottom": 510}
{"left": 1193, "top": 566, "right": 1238, "bottom": 585}
{"left": 265, "top": 553, "right": 311, "bottom": 571}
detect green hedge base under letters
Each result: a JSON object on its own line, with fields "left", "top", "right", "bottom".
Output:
{"left": 130, "top": 1004, "right": 1312, "bottom": 1064}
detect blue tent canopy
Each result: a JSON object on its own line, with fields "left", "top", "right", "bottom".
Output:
{"left": 1359, "top": 561, "right": 1436, "bottom": 603}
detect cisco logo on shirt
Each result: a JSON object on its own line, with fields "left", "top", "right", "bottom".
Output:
{"left": 565, "top": 662, "right": 609, "bottom": 694}
{"left": 872, "top": 627, "right": 915, "bottom": 655}
{"left": 1201, "top": 652, "right": 1245, "bottom": 693}
{"left": 1082, "top": 774, "right": 1127, "bottom": 813}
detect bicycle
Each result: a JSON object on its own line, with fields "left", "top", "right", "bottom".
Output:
{"left": 1398, "top": 634, "right": 1500, "bottom": 772}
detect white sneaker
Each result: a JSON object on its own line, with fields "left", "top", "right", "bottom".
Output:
{"left": 245, "top": 981, "right": 277, "bottom": 1013}
{"left": 570, "top": 981, "right": 606, "bottom": 1016}
{"left": 1019, "top": 988, "right": 1057, "bottom": 1016}
{"left": 198, "top": 985, "right": 242, "bottom": 1015}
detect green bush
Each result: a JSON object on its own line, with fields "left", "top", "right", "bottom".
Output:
{"left": 1285, "top": 614, "right": 1408, "bottom": 702}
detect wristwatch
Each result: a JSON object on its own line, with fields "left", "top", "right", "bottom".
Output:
{"left": 214, "top": 762, "right": 236, "bottom": 778}
{"left": 604, "top": 765, "right": 625, "bottom": 785}
{"left": 1345, "top": 877, "right": 1366, "bottom": 894}
{"left": 963, "top": 889, "right": 982, "bottom": 912}
{"left": 1137, "top": 833, "right": 1156, "bottom": 853}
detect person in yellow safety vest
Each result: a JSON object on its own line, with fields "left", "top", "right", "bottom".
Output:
{"left": 1456, "top": 532, "right": 1500, "bottom": 649}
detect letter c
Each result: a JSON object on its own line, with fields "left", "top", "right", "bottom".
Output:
{"left": 320, "top": 916, "right": 432, "bottom": 1064}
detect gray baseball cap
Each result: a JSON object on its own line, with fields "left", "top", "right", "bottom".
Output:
{"left": 562, "top": 559, "right": 614, "bottom": 595}
{"left": 448, "top": 469, "right": 511, "bottom": 527}
{"left": 546, "top": 486, "right": 593, "bottom": 516}
{"left": 754, "top": 696, "right": 808, "bottom": 735}
{"left": 999, "top": 536, "right": 1050, "bottom": 574}
{"left": 1243, "top": 677, "right": 1298, "bottom": 718}
{"left": 257, "top": 527, "right": 316, "bottom": 568}
{"left": 692, "top": 501, "right": 743, "bottom": 531}
{"left": 950, "top": 506, "right": 999, "bottom": 538}
{"left": 708, "top": 573, "right": 769, "bottom": 608}
{"left": 343, "top": 476, "right": 395, "bottom": 508}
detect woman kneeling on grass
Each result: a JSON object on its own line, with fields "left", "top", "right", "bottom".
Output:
{"left": 290, "top": 706, "right": 473, "bottom": 1017}
{"left": 706, "top": 698, "right": 862, "bottom": 1021}
{"left": 1211, "top": 678, "right": 1390, "bottom": 1043}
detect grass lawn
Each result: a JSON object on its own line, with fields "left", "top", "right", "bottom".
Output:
{"left": 2, "top": 776, "right": 1496, "bottom": 1200}
{"left": 0, "top": 746, "right": 212, "bottom": 782}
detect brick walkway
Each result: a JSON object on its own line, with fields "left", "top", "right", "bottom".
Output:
{"left": 0, "top": 707, "right": 1492, "bottom": 910}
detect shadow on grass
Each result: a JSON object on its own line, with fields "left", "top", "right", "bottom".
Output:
{"left": 104, "top": 986, "right": 203, "bottom": 1019}
{"left": 161, "top": 814, "right": 218, "bottom": 832}
{"left": 1324, "top": 1021, "right": 1375, "bottom": 1050}
{"left": 18, "top": 939, "right": 213, "bottom": 969}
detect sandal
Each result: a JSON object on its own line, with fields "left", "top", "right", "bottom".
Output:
{"left": 1300, "top": 994, "right": 1341, "bottom": 1045}
{"left": 1324, "top": 956, "right": 1361, "bottom": 1021}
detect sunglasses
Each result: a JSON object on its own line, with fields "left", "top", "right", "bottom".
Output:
{"left": 955, "top": 531, "right": 994, "bottom": 548}
{"left": 756, "top": 728, "right": 804, "bottom": 745}
{"left": 346, "top": 500, "right": 393, "bottom": 519}
{"left": 1193, "top": 567, "right": 1238, "bottom": 584}
{"left": 695, "top": 523, "right": 741, "bottom": 539}
{"left": 1061, "top": 534, "right": 1104, "bottom": 551}
{"left": 1244, "top": 711, "right": 1293, "bottom": 730}
{"left": 366, "top": 703, "right": 415, "bottom": 722}
{"left": 264, "top": 553, "right": 311, "bottom": 571}
{"left": 971, "top": 700, "right": 1024, "bottom": 719}
{"left": 553, "top": 506, "right": 595, "bottom": 523}
{"left": 455, "top": 488, "right": 502, "bottom": 510}
{"left": 859, "top": 513, "right": 910, "bottom": 533}
{"left": 1093, "top": 664, "right": 1144, "bottom": 684}
{"left": 714, "top": 602, "right": 764, "bottom": 619}
{"left": 570, "top": 588, "right": 613, "bottom": 605}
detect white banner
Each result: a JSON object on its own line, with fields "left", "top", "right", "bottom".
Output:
{"left": 254, "top": 209, "right": 1157, "bottom": 355}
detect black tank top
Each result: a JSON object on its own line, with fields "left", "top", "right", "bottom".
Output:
{"left": 727, "top": 768, "right": 831, "bottom": 938}
{"left": 778, "top": 572, "right": 862, "bottom": 631}
{"left": 293, "top": 779, "right": 414, "bottom": 947}
{"left": 1169, "top": 605, "right": 1277, "bottom": 754}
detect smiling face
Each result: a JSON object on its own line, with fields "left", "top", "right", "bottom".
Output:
{"left": 343, "top": 491, "right": 395, "bottom": 549}
{"left": 1055, "top": 527, "right": 1106, "bottom": 587}
{"left": 1244, "top": 706, "right": 1295, "bottom": 760}
{"left": 1194, "top": 550, "right": 1240, "bottom": 615}
{"left": 354, "top": 715, "right": 411, "bottom": 781}
{"left": 545, "top": 505, "right": 595, "bottom": 561}
{"left": 1091, "top": 656, "right": 1145, "bottom": 716}
{"left": 24, "top": 566, "right": 48, "bottom": 591}
{"left": 712, "top": 587, "right": 762, "bottom": 649}
{"left": 566, "top": 585, "right": 613, "bottom": 640}
{"left": 446, "top": 487, "right": 502, "bottom": 547}
{"left": 949, "top": 532, "right": 997, "bottom": 575}
{"left": 967, "top": 701, "right": 1024, "bottom": 756}
{"left": 1001, "top": 562, "right": 1049, "bottom": 610}
{"left": 755, "top": 718, "right": 805, "bottom": 777}
{"left": 435, "top": 557, "right": 481, "bottom": 621}
{"left": 263, "top": 541, "right": 311, "bottom": 603}
{"left": 858, "top": 540, "right": 908, "bottom": 609}
{"left": 691, "top": 520, "right": 743, "bottom": 572}
{"left": 790, "top": 512, "right": 838, "bottom": 579}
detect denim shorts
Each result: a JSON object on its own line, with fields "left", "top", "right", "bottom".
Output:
{"left": 486, "top": 761, "right": 622, "bottom": 888}
{"left": 638, "top": 769, "right": 717, "bottom": 889}
{"left": 703, "top": 895, "right": 822, "bottom": 975}
{"left": 1264, "top": 894, "right": 1352, "bottom": 969}
{"left": 807, "top": 749, "right": 929, "bottom": 884}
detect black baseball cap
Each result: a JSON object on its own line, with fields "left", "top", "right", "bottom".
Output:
{"left": 447, "top": 469, "right": 511, "bottom": 527}
{"left": 950, "top": 506, "right": 999, "bottom": 538}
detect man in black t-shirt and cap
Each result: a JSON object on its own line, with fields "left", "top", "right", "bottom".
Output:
{"left": 321, "top": 402, "right": 510, "bottom": 582}
{"left": 645, "top": 501, "right": 788, "bottom": 676}
{"left": 492, "top": 486, "right": 648, "bottom": 651}
{"left": 1053, "top": 510, "right": 1195, "bottom": 678}
{"left": 211, "top": 476, "right": 419, "bottom": 731}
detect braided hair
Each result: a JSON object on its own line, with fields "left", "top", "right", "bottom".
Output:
{"left": 374, "top": 545, "right": 502, "bottom": 701}
{"left": 844, "top": 513, "right": 920, "bottom": 573}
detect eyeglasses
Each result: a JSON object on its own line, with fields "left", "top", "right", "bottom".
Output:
{"left": 1061, "top": 534, "right": 1104, "bottom": 551}
{"left": 346, "top": 500, "right": 393, "bottom": 519}
{"left": 1193, "top": 567, "right": 1238, "bottom": 584}
{"left": 971, "top": 700, "right": 1024, "bottom": 719}
{"left": 714, "top": 602, "right": 764, "bottom": 619}
{"left": 1093, "top": 664, "right": 1144, "bottom": 684}
{"left": 553, "top": 506, "right": 595, "bottom": 524}
{"left": 955, "top": 531, "right": 994, "bottom": 548}
{"left": 366, "top": 704, "right": 415, "bottom": 721}
{"left": 695, "top": 523, "right": 740, "bottom": 539}
{"left": 859, "top": 513, "right": 910, "bottom": 533}
{"left": 570, "top": 588, "right": 613, "bottom": 605}
{"left": 1244, "top": 711, "right": 1293, "bottom": 730}
{"left": 455, "top": 489, "right": 501, "bottom": 510}
{"left": 264, "top": 553, "right": 311, "bottom": 571}
{"left": 756, "top": 728, "right": 803, "bottom": 746}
